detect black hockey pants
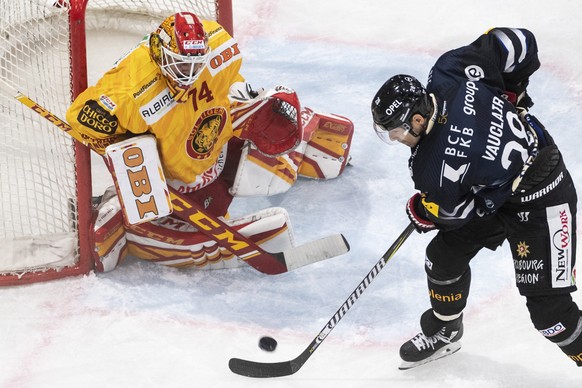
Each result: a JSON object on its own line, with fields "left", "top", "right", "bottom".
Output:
{"left": 424, "top": 145, "right": 581, "bottom": 365}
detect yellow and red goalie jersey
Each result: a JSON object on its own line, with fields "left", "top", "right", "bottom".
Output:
{"left": 66, "top": 20, "right": 244, "bottom": 189}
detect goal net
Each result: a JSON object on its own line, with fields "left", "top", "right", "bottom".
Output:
{"left": 0, "top": 0, "right": 231, "bottom": 285}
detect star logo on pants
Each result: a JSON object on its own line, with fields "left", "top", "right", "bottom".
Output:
{"left": 516, "top": 241, "right": 530, "bottom": 258}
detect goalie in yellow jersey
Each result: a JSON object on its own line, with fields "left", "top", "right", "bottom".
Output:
{"left": 66, "top": 12, "right": 354, "bottom": 272}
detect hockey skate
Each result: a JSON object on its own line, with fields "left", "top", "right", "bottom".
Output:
{"left": 399, "top": 310, "right": 463, "bottom": 370}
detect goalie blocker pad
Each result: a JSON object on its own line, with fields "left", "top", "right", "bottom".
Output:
{"left": 104, "top": 135, "right": 172, "bottom": 225}
{"left": 230, "top": 106, "right": 354, "bottom": 197}
{"left": 91, "top": 187, "right": 295, "bottom": 272}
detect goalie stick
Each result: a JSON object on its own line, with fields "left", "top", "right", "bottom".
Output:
{"left": 228, "top": 223, "right": 415, "bottom": 377}
{"left": 169, "top": 188, "right": 349, "bottom": 274}
{"left": 0, "top": 79, "right": 350, "bottom": 275}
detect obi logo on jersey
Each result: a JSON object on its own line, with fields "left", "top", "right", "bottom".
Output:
{"left": 78, "top": 100, "right": 118, "bottom": 134}
{"left": 186, "top": 107, "right": 227, "bottom": 160}
{"left": 208, "top": 42, "right": 241, "bottom": 74}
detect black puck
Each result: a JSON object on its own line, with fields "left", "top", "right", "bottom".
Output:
{"left": 258, "top": 336, "right": 277, "bottom": 352}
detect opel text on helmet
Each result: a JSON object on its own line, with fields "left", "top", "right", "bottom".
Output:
{"left": 371, "top": 74, "right": 431, "bottom": 144}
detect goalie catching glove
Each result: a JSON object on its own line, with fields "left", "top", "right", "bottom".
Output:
{"left": 231, "top": 85, "right": 302, "bottom": 157}
{"left": 406, "top": 193, "right": 437, "bottom": 233}
{"left": 228, "top": 83, "right": 354, "bottom": 197}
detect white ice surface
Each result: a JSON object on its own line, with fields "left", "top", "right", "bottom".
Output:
{"left": 1, "top": 1, "right": 582, "bottom": 387}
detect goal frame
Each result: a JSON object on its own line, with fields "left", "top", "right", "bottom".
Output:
{"left": 0, "top": 0, "right": 233, "bottom": 286}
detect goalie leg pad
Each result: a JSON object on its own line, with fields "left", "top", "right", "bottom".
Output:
{"left": 229, "top": 143, "right": 300, "bottom": 197}
{"left": 92, "top": 186, "right": 130, "bottom": 272}
{"left": 298, "top": 108, "right": 354, "bottom": 179}
{"left": 124, "top": 207, "right": 295, "bottom": 269}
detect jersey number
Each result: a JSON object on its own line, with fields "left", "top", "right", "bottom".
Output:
{"left": 191, "top": 81, "right": 214, "bottom": 111}
{"left": 500, "top": 111, "right": 534, "bottom": 170}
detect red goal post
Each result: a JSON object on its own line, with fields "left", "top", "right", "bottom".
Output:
{"left": 0, "top": 0, "right": 233, "bottom": 286}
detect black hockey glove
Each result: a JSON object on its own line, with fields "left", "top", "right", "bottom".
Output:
{"left": 504, "top": 79, "right": 534, "bottom": 110}
{"left": 405, "top": 193, "right": 437, "bottom": 233}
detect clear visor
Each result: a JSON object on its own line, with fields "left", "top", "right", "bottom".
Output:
{"left": 160, "top": 46, "right": 210, "bottom": 87}
{"left": 373, "top": 122, "right": 412, "bottom": 145}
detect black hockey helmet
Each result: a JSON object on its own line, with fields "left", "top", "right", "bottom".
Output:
{"left": 371, "top": 74, "right": 431, "bottom": 136}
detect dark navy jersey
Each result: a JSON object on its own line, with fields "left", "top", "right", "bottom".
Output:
{"left": 410, "top": 28, "right": 541, "bottom": 229}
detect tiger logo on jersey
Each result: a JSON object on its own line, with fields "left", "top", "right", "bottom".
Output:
{"left": 186, "top": 107, "right": 227, "bottom": 159}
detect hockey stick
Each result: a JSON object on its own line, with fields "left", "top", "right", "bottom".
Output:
{"left": 0, "top": 79, "right": 350, "bottom": 275}
{"left": 228, "top": 223, "right": 416, "bottom": 377}
{"left": 168, "top": 188, "right": 349, "bottom": 274}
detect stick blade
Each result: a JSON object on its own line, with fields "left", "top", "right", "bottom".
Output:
{"left": 282, "top": 234, "right": 350, "bottom": 271}
{"left": 228, "top": 357, "right": 301, "bottom": 378}
{"left": 241, "top": 234, "right": 349, "bottom": 275}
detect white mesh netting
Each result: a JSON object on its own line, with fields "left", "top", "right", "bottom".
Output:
{"left": 0, "top": 0, "right": 221, "bottom": 277}
{"left": 0, "top": 1, "right": 78, "bottom": 273}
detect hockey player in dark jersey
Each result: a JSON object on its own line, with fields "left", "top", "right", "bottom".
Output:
{"left": 371, "top": 27, "right": 581, "bottom": 369}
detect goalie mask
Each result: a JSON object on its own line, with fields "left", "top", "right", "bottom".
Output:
{"left": 150, "top": 12, "right": 210, "bottom": 101}
{"left": 371, "top": 74, "right": 431, "bottom": 144}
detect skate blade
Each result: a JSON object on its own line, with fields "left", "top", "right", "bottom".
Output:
{"left": 398, "top": 342, "right": 462, "bottom": 370}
